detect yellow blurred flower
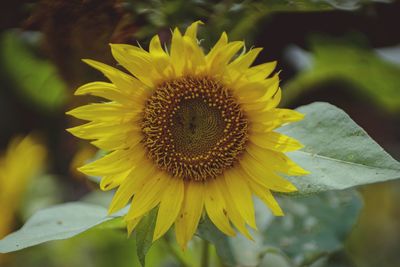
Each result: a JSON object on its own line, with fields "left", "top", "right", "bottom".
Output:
{"left": 69, "top": 144, "right": 97, "bottom": 179}
{"left": 0, "top": 135, "right": 46, "bottom": 239}
{"left": 68, "top": 21, "right": 308, "bottom": 249}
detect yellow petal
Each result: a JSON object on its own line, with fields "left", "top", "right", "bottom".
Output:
{"left": 241, "top": 99, "right": 269, "bottom": 112}
{"left": 82, "top": 59, "right": 145, "bottom": 92}
{"left": 67, "top": 102, "right": 138, "bottom": 122}
{"left": 248, "top": 108, "right": 304, "bottom": 126}
{"left": 246, "top": 143, "right": 309, "bottom": 176}
{"left": 100, "top": 169, "right": 131, "bottom": 191}
{"left": 236, "top": 74, "right": 279, "bottom": 104}
{"left": 78, "top": 148, "right": 138, "bottom": 176}
{"left": 207, "top": 41, "right": 244, "bottom": 75}
{"left": 246, "top": 61, "right": 277, "bottom": 81}
{"left": 247, "top": 180, "right": 284, "bottom": 216}
{"left": 204, "top": 179, "right": 236, "bottom": 237}
{"left": 249, "top": 131, "right": 304, "bottom": 152}
{"left": 153, "top": 177, "right": 184, "bottom": 241}
{"left": 229, "top": 47, "right": 263, "bottom": 72}
{"left": 90, "top": 128, "right": 142, "bottom": 151}
{"left": 223, "top": 169, "right": 257, "bottom": 229}
{"left": 175, "top": 182, "right": 205, "bottom": 250}
{"left": 182, "top": 35, "right": 206, "bottom": 74}
{"left": 184, "top": 20, "right": 204, "bottom": 40}
{"left": 149, "top": 34, "right": 166, "bottom": 55}
{"left": 264, "top": 88, "right": 282, "bottom": 110}
{"left": 149, "top": 35, "right": 171, "bottom": 77}
{"left": 108, "top": 159, "right": 156, "bottom": 214}
{"left": 240, "top": 154, "right": 297, "bottom": 193}
{"left": 206, "top": 32, "right": 228, "bottom": 62}
{"left": 67, "top": 121, "right": 138, "bottom": 140}
{"left": 214, "top": 177, "right": 253, "bottom": 240}
{"left": 110, "top": 44, "right": 155, "bottom": 87}
{"left": 170, "top": 27, "right": 184, "bottom": 76}
{"left": 125, "top": 172, "right": 171, "bottom": 221}
{"left": 74, "top": 82, "right": 134, "bottom": 105}
{"left": 243, "top": 88, "right": 282, "bottom": 112}
{"left": 126, "top": 216, "right": 142, "bottom": 236}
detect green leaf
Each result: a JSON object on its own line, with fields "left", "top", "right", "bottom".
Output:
{"left": 266, "top": 190, "right": 362, "bottom": 266}
{"left": 283, "top": 38, "right": 400, "bottom": 112}
{"left": 260, "top": 252, "right": 294, "bottom": 267}
{"left": 197, "top": 102, "right": 394, "bottom": 265}
{"left": 0, "top": 202, "right": 127, "bottom": 253}
{"left": 197, "top": 217, "right": 237, "bottom": 266}
{"left": 135, "top": 209, "right": 158, "bottom": 267}
{"left": 281, "top": 102, "right": 400, "bottom": 194}
{"left": 199, "top": 190, "right": 361, "bottom": 266}
{"left": 0, "top": 31, "right": 67, "bottom": 111}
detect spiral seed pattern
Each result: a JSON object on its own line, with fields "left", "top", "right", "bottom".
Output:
{"left": 141, "top": 76, "right": 248, "bottom": 181}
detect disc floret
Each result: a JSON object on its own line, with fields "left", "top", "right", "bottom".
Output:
{"left": 141, "top": 76, "right": 248, "bottom": 181}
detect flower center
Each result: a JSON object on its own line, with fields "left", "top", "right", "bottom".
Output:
{"left": 141, "top": 76, "right": 248, "bottom": 181}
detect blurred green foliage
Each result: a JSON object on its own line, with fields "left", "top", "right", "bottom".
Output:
{"left": 130, "top": 0, "right": 391, "bottom": 43}
{"left": 0, "top": 31, "right": 68, "bottom": 111}
{"left": 283, "top": 37, "right": 400, "bottom": 112}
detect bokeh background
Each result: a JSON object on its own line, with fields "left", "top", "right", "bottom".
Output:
{"left": 0, "top": 1, "right": 399, "bottom": 266}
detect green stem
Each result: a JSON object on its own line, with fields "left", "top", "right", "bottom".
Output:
{"left": 162, "top": 236, "right": 191, "bottom": 267}
{"left": 201, "top": 239, "right": 210, "bottom": 267}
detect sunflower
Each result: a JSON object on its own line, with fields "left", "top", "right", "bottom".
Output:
{"left": 67, "top": 21, "right": 308, "bottom": 249}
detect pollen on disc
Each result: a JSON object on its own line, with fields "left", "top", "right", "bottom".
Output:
{"left": 141, "top": 76, "right": 248, "bottom": 181}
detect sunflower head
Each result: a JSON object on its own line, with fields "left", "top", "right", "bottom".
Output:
{"left": 141, "top": 75, "right": 249, "bottom": 181}
{"left": 67, "top": 21, "right": 309, "bottom": 249}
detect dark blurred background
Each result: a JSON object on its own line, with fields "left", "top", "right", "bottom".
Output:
{"left": 0, "top": 1, "right": 399, "bottom": 266}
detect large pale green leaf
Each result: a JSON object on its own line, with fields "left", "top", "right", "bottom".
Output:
{"left": 265, "top": 190, "right": 362, "bottom": 266}
{"left": 200, "top": 101, "right": 396, "bottom": 265}
{"left": 198, "top": 190, "right": 362, "bottom": 267}
{"left": 0, "top": 202, "right": 126, "bottom": 253}
{"left": 281, "top": 102, "right": 400, "bottom": 193}
{"left": 283, "top": 38, "right": 400, "bottom": 112}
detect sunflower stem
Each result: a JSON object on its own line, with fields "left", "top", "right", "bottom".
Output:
{"left": 162, "top": 236, "right": 191, "bottom": 267}
{"left": 201, "top": 239, "right": 210, "bottom": 267}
